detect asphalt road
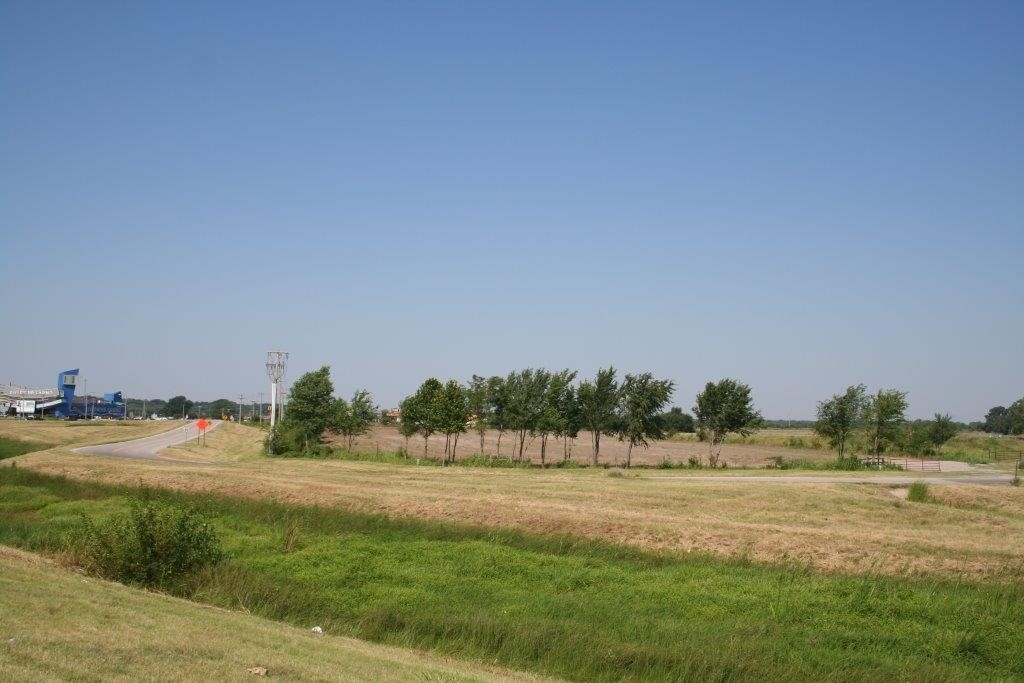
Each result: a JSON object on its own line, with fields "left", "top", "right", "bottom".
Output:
{"left": 74, "top": 420, "right": 221, "bottom": 461}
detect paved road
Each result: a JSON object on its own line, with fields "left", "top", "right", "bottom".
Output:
{"left": 74, "top": 420, "right": 220, "bottom": 461}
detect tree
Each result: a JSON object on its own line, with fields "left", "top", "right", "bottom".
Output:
{"left": 577, "top": 367, "right": 620, "bottom": 466}
{"left": 928, "top": 413, "right": 958, "bottom": 456}
{"left": 330, "top": 389, "right": 377, "bottom": 451}
{"left": 503, "top": 369, "right": 550, "bottom": 461}
{"left": 617, "top": 373, "right": 675, "bottom": 467}
{"left": 402, "top": 378, "right": 443, "bottom": 458}
{"left": 208, "top": 398, "right": 236, "bottom": 420}
{"left": 396, "top": 397, "right": 420, "bottom": 456}
{"left": 436, "top": 380, "right": 469, "bottom": 463}
{"left": 659, "top": 407, "right": 695, "bottom": 436}
{"left": 553, "top": 377, "right": 582, "bottom": 464}
{"left": 164, "top": 395, "right": 193, "bottom": 419}
{"left": 693, "top": 378, "right": 763, "bottom": 467}
{"left": 813, "top": 384, "right": 867, "bottom": 460}
{"left": 983, "top": 406, "right": 1010, "bottom": 435}
{"left": 536, "top": 369, "right": 578, "bottom": 466}
{"left": 466, "top": 375, "right": 491, "bottom": 456}
{"left": 281, "top": 366, "right": 335, "bottom": 453}
{"left": 863, "top": 389, "right": 908, "bottom": 458}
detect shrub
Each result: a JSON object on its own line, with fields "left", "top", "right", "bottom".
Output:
{"left": 907, "top": 482, "right": 931, "bottom": 503}
{"left": 74, "top": 498, "right": 223, "bottom": 589}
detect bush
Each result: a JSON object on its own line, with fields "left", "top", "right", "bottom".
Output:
{"left": 74, "top": 498, "right": 223, "bottom": 589}
{"left": 907, "top": 482, "right": 931, "bottom": 503}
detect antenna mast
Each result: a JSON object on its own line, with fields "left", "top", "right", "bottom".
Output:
{"left": 265, "top": 351, "right": 289, "bottom": 435}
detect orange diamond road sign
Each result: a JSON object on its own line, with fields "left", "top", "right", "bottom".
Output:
{"left": 196, "top": 418, "right": 211, "bottom": 432}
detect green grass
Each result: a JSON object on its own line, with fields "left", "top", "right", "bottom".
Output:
{"left": 0, "top": 436, "right": 42, "bottom": 460}
{"left": 907, "top": 482, "right": 932, "bottom": 503}
{"left": 2, "top": 464, "right": 1022, "bottom": 681}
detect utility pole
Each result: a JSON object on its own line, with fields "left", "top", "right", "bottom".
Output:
{"left": 237, "top": 394, "right": 244, "bottom": 423}
{"left": 265, "top": 351, "right": 288, "bottom": 438}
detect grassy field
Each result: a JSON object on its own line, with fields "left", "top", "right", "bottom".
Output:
{"left": 2, "top": 465, "right": 1022, "bottom": 681}
{"left": 4, "top": 419, "right": 1024, "bottom": 680}
{"left": 10, "top": 422, "right": 1023, "bottom": 580}
{"left": 0, "top": 545, "right": 544, "bottom": 682}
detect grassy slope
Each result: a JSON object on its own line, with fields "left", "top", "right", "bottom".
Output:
{"left": 2, "top": 467, "right": 1022, "bottom": 682}
{"left": 0, "top": 546, "right": 543, "bottom": 683}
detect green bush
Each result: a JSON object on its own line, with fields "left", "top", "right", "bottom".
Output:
{"left": 907, "top": 482, "right": 931, "bottom": 503}
{"left": 74, "top": 498, "right": 223, "bottom": 589}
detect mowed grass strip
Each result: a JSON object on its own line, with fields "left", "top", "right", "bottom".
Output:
{"left": 2, "top": 466, "right": 1022, "bottom": 682}
{"left": 0, "top": 546, "right": 545, "bottom": 683}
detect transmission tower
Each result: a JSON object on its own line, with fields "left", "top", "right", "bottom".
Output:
{"left": 265, "top": 351, "right": 289, "bottom": 433}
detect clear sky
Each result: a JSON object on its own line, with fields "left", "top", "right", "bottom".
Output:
{"left": 2, "top": 1, "right": 1021, "bottom": 421}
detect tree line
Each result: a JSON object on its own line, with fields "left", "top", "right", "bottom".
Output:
{"left": 980, "top": 398, "right": 1024, "bottom": 436}
{"left": 390, "top": 368, "right": 759, "bottom": 467}
{"left": 812, "top": 385, "right": 959, "bottom": 460}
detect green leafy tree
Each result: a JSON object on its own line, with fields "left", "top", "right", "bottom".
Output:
{"left": 863, "top": 389, "right": 908, "bottom": 457}
{"left": 554, "top": 376, "right": 582, "bottom": 463}
{"left": 813, "top": 384, "right": 868, "bottom": 460}
{"left": 164, "top": 395, "right": 193, "bottom": 419}
{"left": 659, "top": 407, "right": 694, "bottom": 435}
{"left": 617, "top": 373, "right": 675, "bottom": 467}
{"left": 983, "top": 406, "right": 1010, "bottom": 435}
{"left": 402, "top": 378, "right": 443, "bottom": 458}
{"left": 208, "top": 398, "right": 236, "bottom": 420}
{"left": 578, "top": 367, "right": 620, "bottom": 466}
{"left": 536, "top": 369, "right": 578, "bottom": 466}
{"left": 330, "top": 389, "right": 377, "bottom": 451}
{"left": 504, "top": 369, "right": 550, "bottom": 461}
{"left": 280, "top": 366, "right": 335, "bottom": 453}
{"left": 928, "top": 413, "right": 958, "bottom": 455}
{"left": 1008, "top": 398, "right": 1024, "bottom": 435}
{"left": 488, "top": 376, "right": 509, "bottom": 457}
{"left": 396, "top": 397, "right": 420, "bottom": 456}
{"left": 693, "top": 378, "right": 763, "bottom": 467}
{"left": 436, "top": 380, "right": 470, "bottom": 462}
{"left": 466, "top": 375, "right": 492, "bottom": 456}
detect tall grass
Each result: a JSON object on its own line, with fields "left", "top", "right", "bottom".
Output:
{"left": 0, "top": 436, "right": 40, "bottom": 460}
{"left": 2, "top": 465, "right": 1023, "bottom": 681}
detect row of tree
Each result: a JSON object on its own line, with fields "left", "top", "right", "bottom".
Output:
{"left": 396, "top": 369, "right": 761, "bottom": 467}
{"left": 981, "top": 398, "right": 1024, "bottom": 436}
{"left": 813, "top": 385, "right": 958, "bottom": 459}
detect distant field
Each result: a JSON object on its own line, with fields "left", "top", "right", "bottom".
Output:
{"left": 0, "top": 546, "right": 541, "bottom": 682}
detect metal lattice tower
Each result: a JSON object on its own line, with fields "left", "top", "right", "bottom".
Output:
{"left": 265, "top": 351, "right": 289, "bottom": 432}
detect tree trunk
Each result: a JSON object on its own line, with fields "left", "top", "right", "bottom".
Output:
{"left": 497, "top": 430, "right": 503, "bottom": 457}
{"left": 592, "top": 431, "right": 600, "bottom": 466}
{"left": 452, "top": 433, "right": 459, "bottom": 462}
{"left": 518, "top": 430, "right": 527, "bottom": 461}
{"left": 563, "top": 436, "right": 569, "bottom": 463}
{"left": 540, "top": 434, "right": 547, "bottom": 467}
{"left": 424, "top": 434, "right": 429, "bottom": 458}
{"left": 480, "top": 429, "right": 485, "bottom": 456}
{"left": 627, "top": 441, "right": 633, "bottom": 468}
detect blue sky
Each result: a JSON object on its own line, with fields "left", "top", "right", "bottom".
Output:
{"left": 2, "top": 1, "right": 1021, "bottom": 420}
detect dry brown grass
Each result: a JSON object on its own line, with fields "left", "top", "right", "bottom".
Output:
{"left": 13, "top": 422, "right": 1024, "bottom": 582}
{"left": 0, "top": 546, "right": 548, "bottom": 682}
{"left": 0, "top": 418, "right": 183, "bottom": 447}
